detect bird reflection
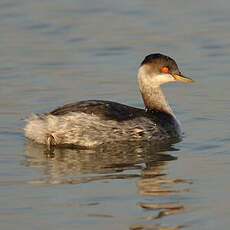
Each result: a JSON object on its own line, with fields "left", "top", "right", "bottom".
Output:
{"left": 24, "top": 139, "right": 178, "bottom": 183}
{"left": 24, "top": 139, "right": 190, "bottom": 230}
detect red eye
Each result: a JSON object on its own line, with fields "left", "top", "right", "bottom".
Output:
{"left": 161, "top": 66, "right": 169, "bottom": 73}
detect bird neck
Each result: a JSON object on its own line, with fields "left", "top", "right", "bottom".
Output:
{"left": 137, "top": 66, "right": 175, "bottom": 117}
{"left": 140, "top": 86, "right": 174, "bottom": 116}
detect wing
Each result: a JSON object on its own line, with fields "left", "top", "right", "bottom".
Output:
{"left": 49, "top": 100, "right": 146, "bottom": 122}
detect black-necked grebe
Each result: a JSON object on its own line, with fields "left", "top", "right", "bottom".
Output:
{"left": 24, "top": 53, "right": 194, "bottom": 148}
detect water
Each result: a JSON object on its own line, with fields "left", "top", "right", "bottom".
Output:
{"left": 1, "top": 0, "right": 230, "bottom": 229}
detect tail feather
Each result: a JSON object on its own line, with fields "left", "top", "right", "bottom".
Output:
{"left": 24, "top": 114, "right": 50, "bottom": 145}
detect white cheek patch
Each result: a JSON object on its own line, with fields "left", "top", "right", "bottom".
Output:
{"left": 154, "top": 73, "right": 175, "bottom": 85}
{"left": 138, "top": 66, "right": 176, "bottom": 91}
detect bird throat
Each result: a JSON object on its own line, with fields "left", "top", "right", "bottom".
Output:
{"left": 141, "top": 86, "right": 174, "bottom": 116}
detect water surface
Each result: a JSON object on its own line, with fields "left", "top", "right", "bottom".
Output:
{"left": 1, "top": 0, "right": 230, "bottom": 229}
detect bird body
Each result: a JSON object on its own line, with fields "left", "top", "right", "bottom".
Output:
{"left": 25, "top": 100, "right": 181, "bottom": 148}
{"left": 24, "top": 53, "right": 194, "bottom": 148}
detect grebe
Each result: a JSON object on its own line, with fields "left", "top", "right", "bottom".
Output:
{"left": 24, "top": 53, "right": 194, "bottom": 148}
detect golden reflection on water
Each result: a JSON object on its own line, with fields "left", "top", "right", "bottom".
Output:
{"left": 24, "top": 140, "right": 190, "bottom": 230}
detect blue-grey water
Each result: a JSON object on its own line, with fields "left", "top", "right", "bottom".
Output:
{"left": 1, "top": 0, "right": 230, "bottom": 229}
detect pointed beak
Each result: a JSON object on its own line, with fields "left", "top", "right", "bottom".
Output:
{"left": 172, "top": 74, "right": 194, "bottom": 83}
